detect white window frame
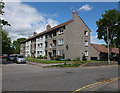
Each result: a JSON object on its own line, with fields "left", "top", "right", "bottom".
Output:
{"left": 40, "top": 36, "right": 43, "bottom": 39}
{"left": 58, "top": 28, "right": 64, "bottom": 35}
{"left": 85, "top": 51, "right": 88, "bottom": 56}
{"left": 49, "top": 34, "right": 52, "bottom": 39}
{"left": 38, "top": 44, "right": 40, "bottom": 47}
{"left": 40, "top": 51, "right": 42, "bottom": 55}
{"left": 40, "top": 43, "right": 43, "bottom": 48}
{"left": 57, "top": 50, "right": 64, "bottom": 56}
{"left": 58, "top": 50, "right": 60, "bottom": 56}
{"left": 37, "top": 51, "right": 40, "bottom": 54}
{"left": 84, "top": 31, "right": 88, "bottom": 36}
{"left": 58, "top": 39, "right": 64, "bottom": 45}
{"left": 49, "top": 44, "right": 52, "bottom": 48}
{"left": 84, "top": 41, "right": 88, "bottom": 46}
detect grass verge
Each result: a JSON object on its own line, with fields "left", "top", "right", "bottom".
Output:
{"left": 26, "top": 57, "right": 107, "bottom": 64}
{"left": 26, "top": 57, "right": 71, "bottom": 64}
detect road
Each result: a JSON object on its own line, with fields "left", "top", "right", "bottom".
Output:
{"left": 2, "top": 61, "right": 119, "bottom": 91}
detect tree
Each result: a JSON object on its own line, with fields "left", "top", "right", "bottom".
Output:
{"left": 113, "top": 12, "right": 120, "bottom": 63}
{"left": 96, "top": 9, "right": 120, "bottom": 62}
{"left": 0, "top": 0, "right": 11, "bottom": 55}
{"left": 12, "top": 38, "right": 26, "bottom": 54}
{"left": 0, "top": 30, "right": 12, "bottom": 54}
{"left": 0, "top": 0, "right": 10, "bottom": 26}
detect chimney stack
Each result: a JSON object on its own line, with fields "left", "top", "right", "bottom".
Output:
{"left": 72, "top": 11, "right": 79, "bottom": 19}
{"left": 46, "top": 24, "right": 51, "bottom": 30}
{"left": 33, "top": 32, "right": 37, "bottom": 36}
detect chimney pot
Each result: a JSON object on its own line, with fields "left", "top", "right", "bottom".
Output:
{"left": 33, "top": 32, "right": 37, "bottom": 36}
{"left": 46, "top": 24, "right": 51, "bottom": 30}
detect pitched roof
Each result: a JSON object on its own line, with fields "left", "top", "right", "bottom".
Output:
{"left": 91, "top": 43, "right": 119, "bottom": 54}
{"left": 21, "top": 19, "right": 73, "bottom": 43}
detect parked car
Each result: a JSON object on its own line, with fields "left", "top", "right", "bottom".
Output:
{"left": 0, "top": 56, "right": 6, "bottom": 62}
{"left": 7, "top": 55, "right": 15, "bottom": 61}
{"left": 14, "top": 55, "right": 26, "bottom": 63}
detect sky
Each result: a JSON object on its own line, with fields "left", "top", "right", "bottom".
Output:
{"left": 3, "top": 0, "right": 119, "bottom": 44}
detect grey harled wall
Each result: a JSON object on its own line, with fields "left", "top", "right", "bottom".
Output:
{"left": 89, "top": 45, "right": 100, "bottom": 60}
{"left": 64, "top": 12, "right": 91, "bottom": 60}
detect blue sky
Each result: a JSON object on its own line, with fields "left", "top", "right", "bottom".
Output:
{"left": 4, "top": 2, "right": 118, "bottom": 44}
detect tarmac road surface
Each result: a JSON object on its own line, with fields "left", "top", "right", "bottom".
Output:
{"left": 2, "top": 61, "right": 119, "bottom": 91}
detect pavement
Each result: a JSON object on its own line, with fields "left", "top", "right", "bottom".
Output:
{"left": 2, "top": 61, "right": 119, "bottom": 91}
{"left": 26, "top": 61, "right": 66, "bottom": 67}
{"left": 73, "top": 77, "right": 119, "bottom": 92}
{"left": 94, "top": 78, "right": 119, "bottom": 91}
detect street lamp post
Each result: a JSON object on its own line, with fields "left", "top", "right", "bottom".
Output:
{"left": 107, "top": 26, "right": 110, "bottom": 65}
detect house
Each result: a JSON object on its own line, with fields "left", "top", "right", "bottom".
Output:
{"left": 20, "top": 11, "right": 119, "bottom": 61}
{"left": 90, "top": 43, "right": 119, "bottom": 61}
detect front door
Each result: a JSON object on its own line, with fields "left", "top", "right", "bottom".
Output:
{"left": 49, "top": 52, "right": 52, "bottom": 59}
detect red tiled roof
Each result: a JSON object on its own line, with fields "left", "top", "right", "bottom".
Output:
{"left": 91, "top": 43, "right": 119, "bottom": 54}
{"left": 21, "top": 19, "right": 73, "bottom": 43}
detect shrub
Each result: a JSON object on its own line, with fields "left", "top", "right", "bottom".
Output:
{"left": 37, "top": 55, "right": 42, "bottom": 59}
{"left": 65, "top": 59, "right": 71, "bottom": 61}
{"left": 54, "top": 56, "right": 63, "bottom": 60}
{"left": 82, "top": 55, "right": 87, "bottom": 61}
{"left": 43, "top": 56, "right": 47, "bottom": 59}
{"left": 75, "top": 57, "right": 80, "bottom": 61}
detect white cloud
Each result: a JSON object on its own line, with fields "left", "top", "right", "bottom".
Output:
{"left": 3, "top": 2, "right": 59, "bottom": 40}
{"left": 91, "top": 35, "right": 105, "bottom": 44}
{"left": 47, "top": 19, "right": 58, "bottom": 26}
{"left": 3, "top": 0, "right": 21, "bottom": 2}
{"left": 79, "top": 4, "right": 93, "bottom": 11}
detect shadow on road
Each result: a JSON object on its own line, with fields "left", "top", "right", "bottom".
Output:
{"left": 2, "top": 61, "right": 14, "bottom": 65}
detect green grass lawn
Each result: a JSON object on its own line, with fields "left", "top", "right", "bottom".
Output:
{"left": 26, "top": 57, "right": 107, "bottom": 64}
{"left": 26, "top": 57, "right": 72, "bottom": 64}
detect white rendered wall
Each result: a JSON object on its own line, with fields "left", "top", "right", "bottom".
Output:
{"left": 36, "top": 35, "right": 45, "bottom": 57}
{"left": 25, "top": 41, "right": 31, "bottom": 57}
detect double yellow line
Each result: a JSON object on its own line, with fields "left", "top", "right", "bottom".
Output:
{"left": 73, "top": 77, "right": 119, "bottom": 93}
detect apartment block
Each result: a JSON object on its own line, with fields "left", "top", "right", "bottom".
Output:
{"left": 20, "top": 11, "right": 92, "bottom": 60}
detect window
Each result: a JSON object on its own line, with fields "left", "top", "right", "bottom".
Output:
{"left": 53, "top": 50, "right": 56, "bottom": 56}
{"left": 40, "top": 36, "right": 43, "bottom": 39}
{"left": 45, "top": 42, "right": 48, "bottom": 47}
{"left": 84, "top": 41, "right": 88, "bottom": 46}
{"left": 53, "top": 31, "right": 57, "bottom": 36}
{"left": 53, "top": 40, "right": 56, "bottom": 46}
{"left": 40, "top": 51, "right": 42, "bottom": 54}
{"left": 84, "top": 31, "right": 88, "bottom": 36}
{"left": 45, "top": 50, "right": 47, "bottom": 56}
{"left": 57, "top": 50, "right": 64, "bottom": 56}
{"left": 60, "top": 50, "right": 64, "bottom": 56}
{"left": 91, "top": 57, "right": 98, "bottom": 60}
{"left": 37, "top": 51, "right": 42, "bottom": 55}
{"left": 18, "top": 56, "right": 24, "bottom": 58}
{"left": 58, "top": 28, "right": 64, "bottom": 35}
{"left": 38, "top": 43, "right": 43, "bottom": 48}
{"left": 49, "top": 33, "right": 52, "bottom": 39}
{"left": 37, "top": 51, "right": 40, "bottom": 54}
{"left": 38, "top": 44, "right": 40, "bottom": 47}
{"left": 40, "top": 43, "right": 43, "bottom": 48}
{"left": 49, "top": 44, "right": 52, "bottom": 48}
{"left": 60, "top": 29, "right": 64, "bottom": 33}
{"left": 84, "top": 51, "right": 88, "bottom": 56}
{"left": 58, "top": 39, "right": 64, "bottom": 45}
{"left": 45, "top": 35, "right": 47, "bottom": 39}
{"left": 57, "top": 50, "right": 60, "bottom": 56}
